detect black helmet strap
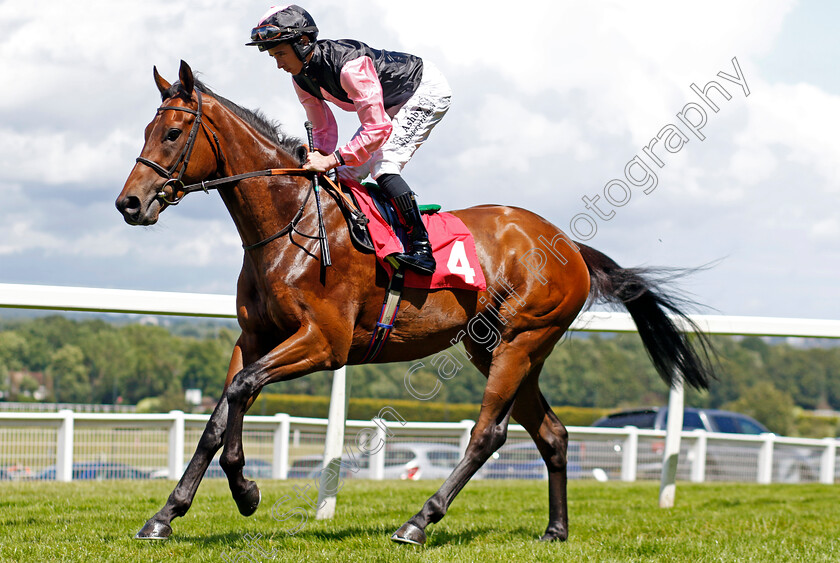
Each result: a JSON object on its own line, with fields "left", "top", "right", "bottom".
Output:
{"left": 291, "top": 38, "right": 315, "bottom": 61}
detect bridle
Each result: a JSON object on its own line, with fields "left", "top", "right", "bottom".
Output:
{"left": 135, "top": 89, "right": 225, "bottom": 206}
{"left": 133, "top": 88, "right": 337, "bottom": 254}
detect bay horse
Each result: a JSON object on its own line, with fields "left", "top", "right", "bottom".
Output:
{"left": 116, "top": 61, "right": 712, "bottom": 544}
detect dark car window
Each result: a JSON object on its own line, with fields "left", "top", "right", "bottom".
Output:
{"left": 598, "top": 412, "right": 657, "bottom": 428}
{"left": 497, "top": 445, "right": 543, "bottom": 463}
{"left": 663, "top": 410, "right": 705, "bottom": 430}
{"left": 290, "top": 458, "right": 319, "bottom": 470}
{"left": 428, "top": 451, "right": 459, "bottom": 468}
{"left": 733, "top": 416, "right": 767, "bottom": 435}
{"left": 681, "top": 411, "right": 704, "bottom": 430}
{"left": 385, "top": 449, "right": 415, "bottom": 467}
{"left": 709, "top": 414, "right": 740, "bottom": 433}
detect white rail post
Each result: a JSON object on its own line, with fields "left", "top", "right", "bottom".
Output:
{"left": 316, "top": 367, "right": 348, "bottom": 520}
{"left": 273, "top": 413, "right": 290, "bottom": 480}
{"left": 689, "top": 429, "right": 707, "bottom": 483}
{"left": 659, "top": 379, "right": 684, "bottom": 508}
{"left": 168, "top": 410, "right": 185, "bottom": 481}
{"left": 819, "top": 436, "right": 836, "bottom": 485}
{"left": 369, "top": 419, "right": 388, "bottom": 481}
{"left": 757, "top": 433, "right": 774, "bottom": 484}
{"left": 621, "top": 426, "right": 639, "bottom": 482}
{"left": 459, "top": 419, "right": 475, "bottom": 458}
{"left": 56, "top": 409, "right": 74, "bottom": 482}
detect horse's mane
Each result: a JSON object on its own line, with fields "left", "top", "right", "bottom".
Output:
{"left": 166, "top": 77, "right": 304, "bottom": 163}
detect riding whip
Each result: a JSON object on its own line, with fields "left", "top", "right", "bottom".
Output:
{"left": 305, "top": 121, "right": 332, "bottom": 267}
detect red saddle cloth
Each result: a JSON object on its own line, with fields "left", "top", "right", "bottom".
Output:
{"left": 345, "top": 181, "right": 487, "bottom": 291}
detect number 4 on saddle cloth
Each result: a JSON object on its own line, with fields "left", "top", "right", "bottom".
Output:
{"left": 334, "top": 178, "right": 487, "bottom": 362}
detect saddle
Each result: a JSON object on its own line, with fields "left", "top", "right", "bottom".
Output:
{"left": 327, "top": 178, "right": 441, "bottom": 255}
{"left": 321, "top": 176, "right": 478, "bottom": 363}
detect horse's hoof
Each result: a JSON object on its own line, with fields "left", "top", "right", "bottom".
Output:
{"left": 391, "top": 522, "right": 426, "bottom": 546}
{"left": 134, "top": 518, "right": 172, "bottom": 540}
{"left": 539, "top": 525, "right": 568, "bottom": 542}
{"left": 235, "top": 481, "right": 261, "bottom": 517}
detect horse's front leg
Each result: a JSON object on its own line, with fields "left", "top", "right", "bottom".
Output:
{"left": 219, "top": 323, "right": 338, "bottom": 516}
{"left": 135, "top": 396, "right": 229, "bottom": 539}
{"left": 135, "top": 341, "right": 246, "bottom": 539}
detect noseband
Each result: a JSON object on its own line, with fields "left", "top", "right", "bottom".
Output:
{"left": 135, "top": 89, "right": 221, "bottom": 205}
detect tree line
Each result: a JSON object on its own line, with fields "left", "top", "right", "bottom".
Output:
{"left": 0, "top": 315, "right": 235, "bottom": 407}
{"left": 1, "top": 315, "right": 838, "bottom": 433}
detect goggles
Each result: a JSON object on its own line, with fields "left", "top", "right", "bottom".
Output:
{"left": 250, "top": 24, "right": 290, "bottom": 43}
{"left": 248, "top": 24, "right": 317, "bottom": 51}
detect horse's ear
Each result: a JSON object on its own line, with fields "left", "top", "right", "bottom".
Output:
{"left": 179, "top": 60, "right": 195, "bottom": 97}
{"left": 153, "top": 66, "right": 171, "bottom": 97}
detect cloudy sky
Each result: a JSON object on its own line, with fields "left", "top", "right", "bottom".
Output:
{"left": 0, "top": 0, "right": 837, "bottom": 321}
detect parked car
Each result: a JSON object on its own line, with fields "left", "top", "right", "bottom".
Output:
{"left": 203, "top": 457, "right": 274, "bottom": 479}
{"left": 287, "top": 454, "right": 370, "bottom": 480}
{"left": 288, "top": 455, "right": 331, "bottom": 479}
{"left": 288, "top": 442, "right": 460, "bottom": 481}
{"left": 34, "top": 462, "right": 151, "bottom": 481}
{"left": 480, "top": 441, "right": 584, "bottom": 480}
{"left": 589, "top": 407, "right": 818, "bottom": 482}
{"left": 1, "top": 464, "right": 33, "bottom": 481}
{"left": 382, "top": 442, "right": 460, "bottom": 480}
{"left": 591, "top": 407, "right": 769, "bottom": 435}
{"left": 149, "top": 457, "right": 274, "bottom": 480}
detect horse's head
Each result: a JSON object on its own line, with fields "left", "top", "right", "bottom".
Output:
{"left": 116, "top": 61, "right": 220, "bottom": 225}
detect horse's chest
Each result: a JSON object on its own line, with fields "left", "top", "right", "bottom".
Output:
{"left": 235, "top": 280, "right": 301, "bottom": 335}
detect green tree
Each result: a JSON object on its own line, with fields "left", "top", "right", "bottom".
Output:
{"left": 117, "top": 325, "right": 184, "bottom": 403}
{"left": 19, "top": 374, "right": 40, "bottom": 396}
{"left": 822, "top": 348, "right": 840, "bottom": 410}
{"left": 19, "top": 316, "right": 81, "bottom": 371}
{"left": 722, "top": 381, "right": 795, "bottom": 435}
{"left": 181, "top": 338, "right": 229, "bottom": 400}
{"left": 740, "top": 336, "right": 771, "bottom": 362}
{"left": 47, "top": 344, "right": 92, "bottom": 403}
{"left": 703, "top": 336, "right": 765, "bottom": 408}
{"left": 0, "top": 331, "right": 28, "bottom": 373}
{"left": 77, "top": 329, "right": 133, "bottom": 403}
{"left": 767, "top": 346, "right": 827, "bottom": 410}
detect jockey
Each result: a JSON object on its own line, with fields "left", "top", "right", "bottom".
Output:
{"left": 247, "top": 4, "right": 451, "bottom": 276}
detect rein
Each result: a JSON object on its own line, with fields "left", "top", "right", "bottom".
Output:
{"left": 134, "top": 88, "right": 347, "bottom": 255}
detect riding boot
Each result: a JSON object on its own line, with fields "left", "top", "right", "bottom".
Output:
{"left": 377, "top": 174, "right": 436, "bottom": 276}
{"left": 392, "top": 191, "right": 436, "bottom": 275}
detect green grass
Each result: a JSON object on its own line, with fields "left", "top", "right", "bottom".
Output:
{"left": 0, "top": 479, "right": 837, "bottom": 562}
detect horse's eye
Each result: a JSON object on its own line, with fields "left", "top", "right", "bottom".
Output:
{"left": 165, "top": 129, "right": 182, "bottom": 142}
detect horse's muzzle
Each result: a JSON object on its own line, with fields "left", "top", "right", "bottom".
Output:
{"left": 115, "top": 194, "right": 160, "bottom": 225}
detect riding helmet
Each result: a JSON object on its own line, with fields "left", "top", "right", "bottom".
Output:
{"left": 247, "top": 5, "right": 318, "bottom": 60}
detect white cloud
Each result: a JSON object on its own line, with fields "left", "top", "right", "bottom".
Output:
{"left": 810, "top": 218, "right": 840, "bottom": 240}
{"left": 455, "top": 95, "right": 595, "bottom": 175}
{"left": 727, "top": 144, "right": 778, "bottom": 188}
{"left": 734, "top": 81, "right": 840, "bottom": 191}
{"left": 0, "top": 218, "right": 63, "bottom": 255}
{"left": 0, "top": 128, "right": 138, "bottom": 186}
{"left": 0, "top": 0, "right": 839, "bottom": 318}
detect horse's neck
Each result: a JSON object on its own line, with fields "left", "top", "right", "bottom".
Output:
{"left": 210, "top": 106, "right": 310, "bottom": 250}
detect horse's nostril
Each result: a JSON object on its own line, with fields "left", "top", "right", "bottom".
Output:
{"left": 117, "top": 195, "right": 141, "bottom": 215}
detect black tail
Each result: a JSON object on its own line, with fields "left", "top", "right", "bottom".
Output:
{"left": 578, "top": 244, "right": 714, "bottom": 390}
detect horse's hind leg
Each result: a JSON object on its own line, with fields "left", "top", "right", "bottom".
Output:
{"left": 392, "top": 347, "right": 536, "bottom": 546}
{"left": 511, "top": 371, "right": 570, "bottom": 541}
